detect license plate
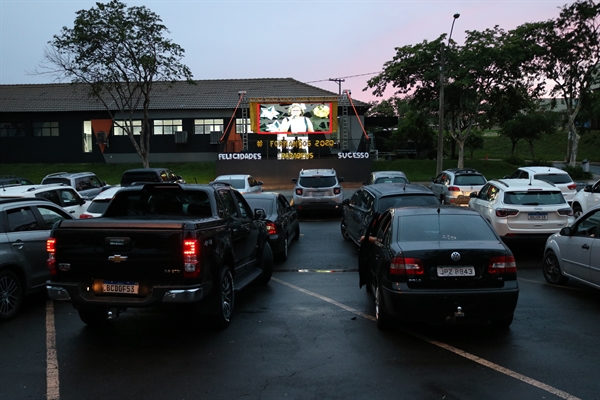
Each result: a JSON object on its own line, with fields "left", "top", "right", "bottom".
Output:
{"left": 528, "top": 213, "right": 548, "bottom": 220}
{"left": 102, "top": 281, "right": 139, "bottom": 294}
{"left": 437, "top": 266, "right": 475, "bottom": 277}
{"left": 312, "top": 192, "right": 324, "bottom": 197}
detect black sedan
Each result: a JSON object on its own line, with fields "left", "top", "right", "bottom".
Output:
{"left": 341, "top": 183, "right": 440, "bottom": 247}
{"left": 359, "top": 206, "right": 519, "bottom": 329}
{"left": 243, "top": 192, "right": 300, "bottom": 261}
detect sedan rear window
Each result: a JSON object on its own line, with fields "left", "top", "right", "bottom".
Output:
{"left": 398, "top": 214, "right": 498, "bottom": 242}
{"left": 378, "top": 194, "right": 439, "bottom": 213}
{"left": 216, "top": 179, "right": 246, "bottom": 189}
{"left": 299, "top": 176, "right": 337, "bottom": 188}
{"left": 503, "top": 191, "right": 566, "bottom": 205}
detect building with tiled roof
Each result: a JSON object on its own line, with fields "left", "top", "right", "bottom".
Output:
{"left": 0, "top": 78, "right": 371, "bottom": 166}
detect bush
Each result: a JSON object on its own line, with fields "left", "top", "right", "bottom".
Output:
{"left": 562, "top": 164, "right": 593, "bottom": 180}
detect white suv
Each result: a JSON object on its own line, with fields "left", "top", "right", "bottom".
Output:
{"left": 571, "top": 178, "right": 600, "bottom": 218}
{"left": 291, "top": 169, "right": 344, "bottom": 214}
{"left": 0, "top": 184, "right": 89, "bottom": 218}
{"left": 430, "top": 168, "right": 487, "bottom": 206}
{"left": 505, "top": 166, "right": 577, "bottom": 204}
{"left": 468, "top": 179, "right": 574, "bottom": 239}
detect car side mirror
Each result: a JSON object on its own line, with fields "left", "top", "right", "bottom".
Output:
{"left": 258, "top": 181, "right": 264, "bottom": 186}
{"left": 559, "top": 227, "right": 572, "bottom": 236}
{"left": 254, "top": 208, "right": 266, "bottom": 220}
{"left": 470, "top": 192, "right": 478, "bottom": 198}
{"left": 583, "top": 185, "right": 592, "bottom": 193}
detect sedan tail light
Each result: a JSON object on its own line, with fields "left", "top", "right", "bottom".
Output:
{"left": 79, "top": 213, "right": 94, "bottom": 219}
{"left": 557, "top": 208, "right": 573, "bottom": 216}
{"left": 390, "top": 256, "right": 424, "bottom": 275}
{"left": 183, "top": 239, "right": 200, "bottom": 278}
{"left": 567, "top": 183, "right": 577, "bottom": 190}
{"left": 448, "top": 186, "right": 460, "bottom": 192}
{"left": 488, "top": 255, "right": 517, "bottom": 274}
{"left": 495, "top": 208, "right": 519, "bottom": 217}
{"left": 265, "top": 221, "right": 278, "bottom": 235}
{"left": 47, "top": 238, "right": 57, "bottom": 275}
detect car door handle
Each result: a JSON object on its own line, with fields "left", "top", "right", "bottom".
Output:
{"left": 582, "top": 244, "right": 590, "bottom": 250}
{"left": 12, "top": 241, "right": 25, "bottom": 250}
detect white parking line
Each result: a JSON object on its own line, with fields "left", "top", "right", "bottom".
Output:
{"left": 46, "top": 300, "right": 60, "bottom": 400}
{"left": 272, "top": 277, "right": 581, "bottom": 400}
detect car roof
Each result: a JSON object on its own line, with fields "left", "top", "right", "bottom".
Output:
{"left": 0, "top": 183, "right": 73, "bottom": 194}
{"left": 390, "top": 204, "right": 479, "bottom": 217}
{"left": 242, "top": 192, "right": 278, "bottom": 199}
{"left": 0, "top": 197, "right": 54, "bottom": 206}
{"left": 43, "top": 171, "right": 96, "bottom": 179}
{"left": 215, "top": 174, "right": 250, "bottom": 179}
{"left": 123, "top": 168, "right": 170, "bottom": 173}
{"left": 90, "top": 186, "right": 121, "bottom": 200}
{"left": 363, "top": 183, "right": 434, "bottom": 196}
{"left": 518, "top": 166, "right": 569, "bottom": 175}
{"left": 443, "top": 168, "right": 482, "bottom": 175}
{"left": 373, "top": 171, "right": 407, "bottom": 177}
{"left": 298, "top": 168, "right": 337, "bottom": 177}
{"left": 490, "top": 178, "right": 561, "bottom": 191}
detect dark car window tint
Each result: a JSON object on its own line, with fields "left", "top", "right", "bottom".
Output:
{"left": 398, "top": 215, "right": 497, "bottom": 242}
{"left": 35, "top": 190, "right": 60, "bottom": 205}
{"left": 454, "top": 175, "right": 486, "bottom": 185}
{"left": 245, "top": 198, "right": 274, "bottom": 214}
{"left": 7, "top": 207, "right": 40, "bottom": 232}
{"left": 535, "top": 174, "right": 572, "bottom": 185}
{"left": 299, "top": 176, "right": 336, "bottom": 188}
{"left": 574, "top": 210, "right": 600, "bottom": 237}
{"left": 86, "top": 199, "right": 111, "bottom": 215}
{"left": 378, "top": 195, "right": 439, "bottom": 212}
{"left": 504, "top": 191, "right": 565, "bottom": 205}
{"left": 231, "top": 191, "right": 252, "bottom": 219}
{"left": 37, "top": 205, "right": 70, "bottom": 228}
{"left": 220, "top": 190, "right": 238, "bottom": 218}
{"left": 374, "top": 177, "right": 408, "bottom": 184}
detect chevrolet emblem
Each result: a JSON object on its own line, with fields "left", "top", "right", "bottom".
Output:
{"left": 108, "top": 255, "right": 128, "bottom": 263}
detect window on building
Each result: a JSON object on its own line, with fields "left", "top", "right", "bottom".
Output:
{"left": 114, "top": 120, "right": 142, "bottom": 136}
{"left": 235, "top": 118, "right": 253, "bottom": 134}
{"left": 0, "top": 122, "right": 26, "bottom": 137}
{"left": 83, "top": 121, "right": 93, "bottom": 153}
{"left": 154, "top": 120, "right": 182, "bottom": 135}
{"left": 33, "top": 122, "right": 59, "bottom": 137}
{"left": 194, "top": 119, "right": 224, "bottom": 135}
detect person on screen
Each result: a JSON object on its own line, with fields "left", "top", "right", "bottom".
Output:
{"left": 278, "top": 103, "right": 314, "bottom": 133}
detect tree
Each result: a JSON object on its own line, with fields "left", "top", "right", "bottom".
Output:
{"left": 499, "top": 112, "right": 559, "bottom": 159}
{"left": 390, "top": 110, "right": 435, "bottom": 154}
{"left": 516, "top": 0, "right": 600, "bottom": 166}
{"left": 40, "top": 0, "right": 193, "bottom": 167}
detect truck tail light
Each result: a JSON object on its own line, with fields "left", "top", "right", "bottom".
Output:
{"left": 265, "top": 222, "right": 277, "bottom": 235}
{"left": 47, "top": 238, "right": 57, "bottom": 275}
{"left": 448, "top": 186, "right": 460, "bottom": 192}
{"left": 495, "top": 208, "right": 519, "bottom": 217}
{"left": 183, "top": 239, "right": 200, "bottom": 278}
{"left": 557, "top": 208, "right": 573, "bottom": 216}
{"left": 334, "top": 187, "right": 341, "bottom": 195}
{"left": 390, "top": 256, "right": 424, "bottom": 275}
{"left": 488, "top": 255, "right": 516, "bottom": 274}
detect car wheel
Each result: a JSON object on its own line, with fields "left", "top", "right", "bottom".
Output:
{"left": 572, "top": 204, "right": 583, "bottom": 219}
{"left": 256, "top": 242, "right": 274, "bottom": 285}
{"left": 542, "top": 250, "right": 569, "bottom": 285}
{"left": 213, "top": 266, "right": 235, "bottom": 329}
{"left": 78, "top": 307, "right": 109, "bottom": 326}
{"left": 490, "top": 313, "right": 514, "bottom": 329}
{"left": 341, "top": 220, "right": 351, "bottom": 241}
{"left": 0, "top": 270, "right": 23, "bottom": 322}
{"left": 278, "top": 236, "right": 289, "bottom": 262}
{"left": 375, "top": 284, "right": 392, "bottom": 330}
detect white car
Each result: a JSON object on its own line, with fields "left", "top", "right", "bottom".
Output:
{"left": 430, "top": 168, "right": 487, "bottom": 206}
{"left": 364, "top": 171, "right": 409, "bottom": 185}
{"left": 0, "top": 184, "right": 89, "bottom": 218}
{"left": 79, "top": 186, "right": 122, "bottom": 218}
{"left": 213, "top": 174, "right": 263, "bottom": 194}
{"left": 505, "top": 166, "right": 577, "bottom": 203}
{"left": 542, "top": 205, "right": 600, "bottom": 289}
{"left": 468, "top": 178, "right": 574, "bottom": 240}
{"left": 570, "top": 179, "right": 600, "bottom": 218}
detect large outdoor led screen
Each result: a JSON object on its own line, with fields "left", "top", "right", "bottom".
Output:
{"left": 251, "top": 101, "right": 338, "bottom": 134}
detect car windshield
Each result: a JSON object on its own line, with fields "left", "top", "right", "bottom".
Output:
{"left": 374, "top": 177, "right": 408, "bottom": 184}
{"left": 535, "top": 174, "right": 572, "bottom": 185}
{"left": 244, "top": 198, "right": 274, "bottom": 214}
{"left": 503, "top": 191, "right": 566, "bottom": 205}
{"left": 454, "top": 175, "right": 486, "bottom": 185}
{"left": 378, "top": 195, "right": 439, "bottom": 213}
{"left": 397, "top": 214, "right": 498, "bottom": 242}
{"left": 299, "top": 176, "right": 337, "bottom": 188}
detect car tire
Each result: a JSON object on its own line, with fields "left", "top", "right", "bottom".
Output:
{"left": 490, "top": 313, "right": 514, "bottom": 329}
{"left": 278, "top": 236, "right": 289, "bottom": 262}
{"left": 341, "top": 220, "right": 351, "bottom": 241}
{"left": 78, "top": 307, "right": 109, "bottom": 326}
{"left": 375, "top": 284, "right": 392, "bottom": 330}
{"left": 0, "top": 270, "right": 23, "bottom": 322}
{"left": 256, "top": 242, "right": 274, "bottom": 285}
{"left": 212, "top": 266, "right": 235, "bottom": 329}
{"left": 542, "top": 250, "right": 569, "bottom": 285}
{"left": 572, "top": 204, "right": 583, "bottom": 219}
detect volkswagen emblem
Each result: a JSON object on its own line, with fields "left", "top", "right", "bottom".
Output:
{"left": 451, "top": 252, "right": 461, "bottom": 261}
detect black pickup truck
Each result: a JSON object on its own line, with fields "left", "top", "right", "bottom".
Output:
{"left": 46, "top": 182, "right": 273, "bottom": 327}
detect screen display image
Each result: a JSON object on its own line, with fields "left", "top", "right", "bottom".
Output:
{"left": 252, "top": 102, "right": 337, "bottom": 134}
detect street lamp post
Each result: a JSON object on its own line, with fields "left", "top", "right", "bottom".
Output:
{"left": 436, "top": 13, "right": 460, "bottom": 176}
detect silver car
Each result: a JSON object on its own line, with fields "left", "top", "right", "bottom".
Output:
{"left": 542, "top": 205, "right": 600, "bottom": 289}
{"left": 291, "top": 168, "right": 344, "bottom": 214}
{"left": 213, "top": 174, "right": 264, "bottom": 194}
